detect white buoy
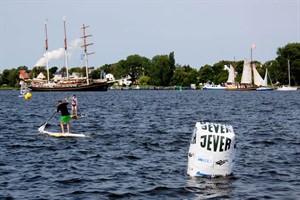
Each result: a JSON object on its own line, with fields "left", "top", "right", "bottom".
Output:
{"left": 187, "top": 122, "right": 236, "bottom": 178}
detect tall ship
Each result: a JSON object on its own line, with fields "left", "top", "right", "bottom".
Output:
{"left": 225, "top": 60, "right": 265, "bottom": 91}
{"left": 29, "top": 20, "right": 108, "bottom": 91}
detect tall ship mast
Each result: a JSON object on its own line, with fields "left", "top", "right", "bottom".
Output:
{"left": 63, "top": 17, "right": 69, "bottom": 79}
{"left": 81, "top": 24, "right": 95, "bottom": 85}
{"left": 44, "top": 20, "right": 50, "bottom": 84}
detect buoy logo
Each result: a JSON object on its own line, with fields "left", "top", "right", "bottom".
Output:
{"left": 195, "top": 171, "right": 212, "bottom": 178}
{"left": 200, "top": 122, "right": 232, "bottom": 134}
{"left": 197, "top": 157, "right": 210, "bottom": 163}
{"left": 215, "top": 159, "right": 228, "bottom": 166}
{"left": 199, "top": 135, "right": 232, "bottom": 152}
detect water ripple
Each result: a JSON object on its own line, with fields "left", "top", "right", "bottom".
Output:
{"left": 0, "top": 90, "right": 299, "bottom": 199}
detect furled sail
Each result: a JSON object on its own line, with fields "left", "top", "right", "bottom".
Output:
{"left": 252, "top": 64, "right": 264, "bottom": 86}
{"left": 240, "top": 60, "right": 252, "bottom": 84}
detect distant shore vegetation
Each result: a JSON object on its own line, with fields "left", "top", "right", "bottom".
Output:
{"left": 1, "top": 43, "right": 299, "bottom": 88}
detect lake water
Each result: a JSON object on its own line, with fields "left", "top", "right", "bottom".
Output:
{"left": 0, "top": 90, "right": 299, "bottom": 199}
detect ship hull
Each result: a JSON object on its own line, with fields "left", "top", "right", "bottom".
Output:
{"left": 225, "top": 87, "right": 257, "bottom": 91}
{"left": 29, "top": 82, "right": 108, "bottom": 92}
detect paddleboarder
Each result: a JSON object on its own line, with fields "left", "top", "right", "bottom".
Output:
{"left": 70, "top": 95, "right": 78, "bottom": 117}
{"left": 57, "top": 99, "right": 70, "bottom": 133}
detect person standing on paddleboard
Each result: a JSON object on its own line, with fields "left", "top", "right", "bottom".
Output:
{"left": 70, "top": 95, "right": 78, "bottom": 117}
{"left": 57, "top": 99, "right": 71, "bottom": 133}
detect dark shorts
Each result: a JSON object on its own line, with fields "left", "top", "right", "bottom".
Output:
{"left": 61, "top": 115, "right": 70, "bottom": 123}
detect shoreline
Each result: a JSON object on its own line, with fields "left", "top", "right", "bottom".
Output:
{"left": 1, "top": 86, "right": 299, "bottom": 91}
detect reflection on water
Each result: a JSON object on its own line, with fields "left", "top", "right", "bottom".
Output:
{"left": 186, "top": 176, "right": 234, "bottom": 199}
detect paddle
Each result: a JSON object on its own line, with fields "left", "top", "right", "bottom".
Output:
{"left": 38, "top": 112, "right": 56, "bottom": 133}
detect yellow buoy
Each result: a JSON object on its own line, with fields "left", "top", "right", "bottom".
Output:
{"left": 24, "top": 92, "right": 32, "bottom": 100}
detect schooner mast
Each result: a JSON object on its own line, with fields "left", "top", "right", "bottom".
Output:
{"left": 63, "top": 17, "right": 69, "bottom": 79}
{"left": 81, "top": 24, "right": 95, "bottom": 85}
{"left": 44, "top": 19, "right": 50, "bottom": 84}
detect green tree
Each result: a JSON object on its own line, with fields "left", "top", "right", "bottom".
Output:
{"left": 260, "top": 60, "right": 277, "bottom": 85}
{"left": 232, "top": 61, "right": 244, "bottom": 83}
{"left": 81, "top": 67, "right": 87, "bottom": 77}
{"left": 59, "top": 67, "right": 67, "bottom": 77}
{"left": 4, "top": 68, "right": 19, "bottom": 87}
{"left": 291, "top": 58, "right": 300, "bottom": 85}
{"left": 99, "top": 64, "right": 112, "bottom": 74}
{"left": 147, "top": 52, "right": 175, "bottom": 86}
{"left": 30, "top": 66, "right": 46, "bottom": 79}
{"left": 89, "top": 68, "right": 102, "bottom": 79}
{"left": 170, "top": 66, "right": 185, "bottom": 86}
{"left": 138, "top": 75, "right": 151, "bottom": 86}
{"left": 17, "top": 66, "right": 29, "bottom": 71}
{"left": 126, "top": 55, "right": 150, "bottom": 84}
{"left": 11, "top": 69, "right": 19, "bottom": 87}
{"left": 0, "top": 69, "right": 10, "bottom": 85}
{"left": 113, "top": 60, "right": 128, "bottom": 79}
{"left": 168, "top": 51, "right": 176, "bottom": 82}
{"left": 198, "top": 65, "right": 213, "bottom": 83}
{"left": 212, "top": 61, "right": 230, "bottom": 84}
{"left": 69, "top": 67, "right": 82, "bottom": 77}
{"left": 49, "top": 66, "right": 58, "bottom": 75}
{"left": 105, "top": 63, "right": 119, "bottom": 79}
{"left": 276, "top": 43, "right": 300, "bottom": 85}
{"left": 148, "top": 55, "right": 172, "bottom": 86}
{"left": 170, "top": 65, "right": 199, "bottom": 86}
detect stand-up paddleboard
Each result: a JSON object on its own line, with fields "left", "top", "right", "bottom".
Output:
{"left": 41, "top": 130, "right": 90, "bottom": 138}
{"left": 71, "top": 115, "right": 78, "bottom": 119}
{"left": 70, "top": 114, "right": 85, "bottom": 119}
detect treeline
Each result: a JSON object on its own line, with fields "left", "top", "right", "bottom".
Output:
{"left": 1, "top": 43, "right": 300, "bottom": 87}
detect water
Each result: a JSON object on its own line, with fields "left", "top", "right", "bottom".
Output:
{"left": 0, "top": 90, "right": 299, "bottom": 199}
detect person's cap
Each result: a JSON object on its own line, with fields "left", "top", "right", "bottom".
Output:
{"left": 58, "top": 100, "right": 63, "bottom": 103}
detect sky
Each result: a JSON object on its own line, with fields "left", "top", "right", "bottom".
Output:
{"left": 0, "top": 0, "right": 299, "bottom": 70}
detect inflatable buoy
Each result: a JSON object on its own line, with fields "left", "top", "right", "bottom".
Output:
{"left": 24, "top": 92, "right": 32, "bottom": 100}
{"left": 187, "top": 122, "right": 236, "bottom": 178}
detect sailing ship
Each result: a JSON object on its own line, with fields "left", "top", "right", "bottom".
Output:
{"left": 256, "top": 68, "right": 274, "bottom": 91}
{"left": 277, "top": 60, "right": 297, "bottom": 91}
{"left": 225, "top": 60, "right": 264, "bottom": 91}
{"left": 29, "top": 20, "right": 108, "bottom": 92}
